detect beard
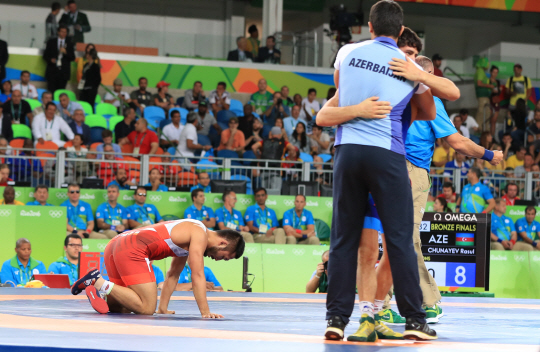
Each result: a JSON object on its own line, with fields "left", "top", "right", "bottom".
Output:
{"left": 204, "top": 246, "right": 219, "bottom": 258}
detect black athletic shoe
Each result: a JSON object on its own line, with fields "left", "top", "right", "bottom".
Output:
{"left": 403, "top": 317, "right": 438, "bottom": 340}
{"left": 325, "top": 315, "right": 347, "bottom": 340}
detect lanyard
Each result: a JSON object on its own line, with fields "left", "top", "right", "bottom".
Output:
{"left": 257, "top": 205, "right": 269, "bottom": 226}
{"left": 21, "top": 85, "right": 30, "bottom": 98}
{"left": 293, "top": 210, "right": 304, "bottom": 229}
{"left": 11, "top": 103, "right": 22, "bottom": 122}
{"left": 107, "top": 204, "right": 118, "bottom": 222}
{"left": 134, "top": 132, "right": 146, "bottom": 147}
{"left": 18, "top": 261, "right": 31, "bottom": 284}
{"left": 65, "top": 257, "right": 77, "bottom": 282}
{"left": 193, "top": 206, "right": 205, "bottom": 220}
{"left": 137, "top": 204, "right": 149, "bottom": 221}
{"left": 45, "top": 118, "right": 55, "bottom": 130}
{"left": 222, "top": 207, "right": 236, "bottom": 224}
{"left": 69, "top": 203, "right": 79, "bottom": 227}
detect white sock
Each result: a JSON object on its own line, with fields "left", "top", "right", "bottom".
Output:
{"left": 374, "top": 300, "right": 385, "bottom": 314}
{"left": 359, "top": 301, "right": 374, "bottom": 319}
{"left": 98, "top": 280, "right": 115, "bottom": 295}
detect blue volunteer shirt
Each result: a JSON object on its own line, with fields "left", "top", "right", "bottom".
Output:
{"left": 405, "top": 97, "right": 458, "bottom": 171}
{"left": 48, "top": 257, "right": 78, "bottom": 285}
{"left": 443, "top": 160, "right": 470, "bottom": 179}
{"left": 127, "top": 203, "right": 162, "bottom": 225}
{"left": 190, "top": 184, "right": 211, "bottom": 193}
{"left": 184, "top": 205, "right": 215, "bottom": 222}
{"left": 95, "top": 202, "right": 128, "bottom": 226}
{"left": 144, "top": 183, "right": 169, "bottom": 192}
{"left": 282, "top": 208, "right": 314, "bottom": 230}
{"left": 0, "top": 256, "right": 47, "bottom": 286}
{"left": 107, "top": 180, "right": 131, "bottom": 191}
{"left": 334, "top": 37, "right": 427, "bottom": 155}
{"left": 492, "top": 213, "right": 515, "bottom": 241}
{"left": 515, "top": 218, "right": 540, "bottom": 241}
{"left": 61, "top": 200, "right": 94, "bottom": 230}
{"left": 215, "top": 207, "right": 245, "bottom": 230}
{"left": 460, "top": 182, "right": 493, "bottom": 213}
{"left": 178, "top": 265, "right": 221, "bottom": 287}
{"left": 152, "top": 264, "right": 164, "bottom": 284}
{"left": 244, "top": 205, "right": 279, "bottom": 229}
{"left": 25, "top": 200, "right": 53, "bottom": 206}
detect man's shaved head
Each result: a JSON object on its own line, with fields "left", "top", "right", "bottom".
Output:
{"left": 416, "top": 55, "right": 434, "bottom": 74}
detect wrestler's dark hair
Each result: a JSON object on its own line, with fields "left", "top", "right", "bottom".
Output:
{"left": 397, "top": 27, "right": 422, "bottom": 52}
{"left": 215, "top": 229, "right": 245, "bottom": 259}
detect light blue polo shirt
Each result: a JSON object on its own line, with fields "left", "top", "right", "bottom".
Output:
{"left": 334, "top": 37, "right": 427, "bottom": 155}
{"left": 61, "top": 200, "right": 94, "bottom": 230}
{"left": 405, "top": 97, "right": 457, "bottom": 171}
{"left": 184, "top": 205, "right": 215, "bottom": 222}
{"left": 492, "top": 213, "right": 515, "bottom": 241}
{"left": 25, "top": 201, "right": 53, "bottom": 206}
{"left": 515, "top": 218, "right": 540, "bottom": 241}
{"left": 283, "top": 208, "right": 314, "bottom": 230}
{"left": 283, "top": 117, "right": 307, "bottom": 137}
{"left": 244, "top": 205, "right": 278, "bottom": 228}
{"left": 127, "top": 203, "right": 162, "bottom": 225}
{"left": 460, "top": 182, "right": 493, "bottom": 213}
{"left": 95, "top": 202, "right": 128, "bottom": 225}
{"left": 48, "top": 257, "right": 78, "bottom": 285}
{"left": 215, "top": 207, "right": 245, "bottom": 230}
{"left": 178, "top": 265, "right": 221, "bottom": 287}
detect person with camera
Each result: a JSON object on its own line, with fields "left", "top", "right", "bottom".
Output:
{"left": 306, "top": 250, "right": 329, "bottom": 293}
{"left": 263, "top": 91, "right": 290, "bottom": 127}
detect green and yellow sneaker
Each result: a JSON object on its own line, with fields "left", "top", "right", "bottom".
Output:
{"left": 435, "top": 305, "right": 444, "bottom": 319}
{"left": 424, "top": 305, "right": 439, "bottom": 324}
{"left": 377, "top": 308, "right": 406, "bottom": 325}
{"left": 374, "top": 314, "right": 404, "bottom": 340}
{"left": 347, "top": 314, "right": 378, "bottom": 342}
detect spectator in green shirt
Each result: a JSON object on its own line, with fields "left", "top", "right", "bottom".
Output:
{"left": 250, "top": 79, "right": 273, "bottom": 115}
{"left": 474, "top": 57, "right": 493, "bottom": 130}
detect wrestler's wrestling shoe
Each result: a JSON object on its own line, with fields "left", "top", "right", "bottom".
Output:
{"left": 325, "top": 315, "right": 346, "bottom": 340}
{"left": 378, "top": 308, "right": 406, "bottom": 325}
{"left": 347, "top": 314, "right": 378, "bottom": 342}
{"left": 71, "top": 269, "right": 101, "bottom": 295}
{"left": 374, "top": 314, "right": 404, "bottom": 340}
{"left": 403, "top": 317, "right": 437, "bottom": 340}
{"left": 85, "top": 286, "right": 109, "bottom": 314}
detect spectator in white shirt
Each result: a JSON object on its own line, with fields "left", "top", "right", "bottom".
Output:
{"left": 177, "top": 112, "right": 211, "bottom": 158}
{"left": 12, "top": 71, "right": 38, "bottom": 99}
{"left": 161, "top": 110, "right": 183, "bottom": 149}
{"left": 299, "top": 88, "right": 320, "bottom": 133}
{"left": 310, "top": 124, "right": 331, "bottom": 154}
{"left": 32, "top": 102, "right": 74, "bottom": 147}
{"left": 283, "top": 105, "right": 307, "bottom": 138}
{"left": 450, "top": 108, "right": 479, "bottom": 137}
{"left": 453, "top": 114, "right": 469, "bottom": 138}
{"left": 56, "top": 93, "right": 82, "bottom": 124}
{"left": 209, "top": 82, "right": 231, "bottom": 113}
{"left": 104, "top": 78, "right": 131, "bottom": 110}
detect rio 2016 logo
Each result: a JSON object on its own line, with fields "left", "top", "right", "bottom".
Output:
{"left": 49, "top": 210, "right": 64, "bottom": 218}
{"left": 149, "top": 195, "right": 162, "bottom": 202}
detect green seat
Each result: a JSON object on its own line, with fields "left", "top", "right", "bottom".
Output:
{"left": 12, "top": 124, "right": 32, "bottom": 139}
{"left": 314, "top": 218, "right": 330, "bottom": 240}
{"left": 108, "top": 115, "right": 124, "bottom": 131}
{"left": 54, "top": 89, "right": 76, "bottom": 102}
{"left": 95, "top": 103, "right": 117, "bottom": 116}
{"left": 77, "top": 100, "right": 94, "bottom": 115}
{"left": 95, "top": 95, "right": 101, "bottom": 104}
{"left": 24, "top": 98, "right": 42, "bottom": 111}
{"left": 85, "top": 114, "right": 108, "bottom": 129}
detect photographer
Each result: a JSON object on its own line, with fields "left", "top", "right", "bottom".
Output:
{"left": 306, "top": 250, "right": 329, "bottom": 293}
{"left": 264, "top": 91, "right": 290, "bottom": 127}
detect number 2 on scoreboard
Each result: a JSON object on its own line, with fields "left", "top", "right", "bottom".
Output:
{"left": 419, "top": 221, "right": 430, "bottom": 232}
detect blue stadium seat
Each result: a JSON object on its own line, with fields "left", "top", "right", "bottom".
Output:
{"left": 90, "top": 127, "right": 105, "bottom": 144}
{"left": 216, "top": 110, "right": 236, "bottom": 124}
{"left": 169, "top": 107, "right": 188, "bottom": 125}
{"left": 196, "top": 159, "right": 220, "bottom": 179}
{"left": 242, "top": 150, "right": 256, "bottom": 166}
{"left": 217, "top": 149, "right": 241, "bottom": 165}
{"left": 176, "top": 97, "right": 185, "bottom": 107}
{"left": 230, "top": 99, "right": 244, "bottom": 117}
{"left": 167, "top": 146, "right": 176, "bottom": 155}
{"left": 300, "top": 152, "right": 314, "bottom": 163}
{"left": 146, "top": 116, "right": 162, "bottom": 132}
{"left": 197, "top": 134, "right": 211, "bottom": 146}
{"left": 318, "top": 153, "right": 332, "bottom": 163}
{"left": 144, "top": 106, "right": 166, "bottom": 120}
{"left": 36, "top": 88, "right": 48, "bottom": 102}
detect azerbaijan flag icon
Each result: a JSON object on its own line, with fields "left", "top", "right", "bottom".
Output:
{"left": 456, "top": 233, "right": 475, "bottom": 246}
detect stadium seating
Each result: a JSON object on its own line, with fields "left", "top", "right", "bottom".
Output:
{"left": 230, "top": 99, "right": 244, "bottom": 117}
{"left": 318, "top": 154, "right": 332, "bottom": 163}
{"left": 36, "top": 88, "right": 47, "bottom": 102}
{"left": 24, "top": 98, "right": 41, "bottom": 111}
{"left": 85, "top": 114, "right": 108, "bottom": 129}
{"left": 77, "top": 101, "right": 94, "bottom": 115}
{"left": 216, "top": 110, "right": 236, "bottom": 124}
{"left": 144, "top": 106, "right": 166, "bottom": 120}
{"left": 12, "top": 124, "right": 32, "bottom": 139}
{"left": 95, "top": 103, "right": 117, "bottom": 117}
{"left": 54, "top": 89, "right": 76, "bottom": 102}
{"left": 35, "top": 141, "right": 59, "bottom": 152}
{"left": 169, "top": 107, "right": 188, "bottom": 125}
{"left": 299, "top": 152, "right": 314, "bottom": 163}
{"left": 108, "top": 115, "right": 124, "bottom": 132}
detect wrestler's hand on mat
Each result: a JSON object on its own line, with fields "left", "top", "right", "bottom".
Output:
{"left": 355, "top": 97, "right": 392, "bottom": 119}
{"left": 489, "top": 150, "right": 504, "bottom": 166}
{"left": 156, "top": 308, "right": 175, "bottom": 314}
{"left": 389, "top": 57, "right": 424, "bottom": 81}
{"left": 202, "top": 312, "right": 224, "bottom": 319}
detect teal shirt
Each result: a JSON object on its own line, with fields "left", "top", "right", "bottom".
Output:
{"left": 282, "top": 208, "right": 315, "bottom": 230}
{"left": 26, "top": 200, "right": 53, "bottom": 206}
{"left": 61, "top": 200, "right": 94, "bottom": 230}
{"left": 48, "top": 257, "right": 78, "bottom": 285}
{"left": 514, "top": 218, "right": 540, "bottom": 241}
{"left": 491, "top": 213, "right": 515, "bottom": 241}
{"left": 127, "top": 203, "right": 162, "bottom": 225}
{"left": 95, "top": 202, "right": 128, "bottom": 226}
{"left": 0, "top": 256, "right": 47, "bottom": 286}
{"left": 460, "top": 182, "right": 493, "bottom": 213}
{"left": 215, "top": 207, "right": 245, "bottom": 230}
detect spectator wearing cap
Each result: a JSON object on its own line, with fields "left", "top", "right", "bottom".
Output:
{"left": 153, "top": 81, "right": 175, "bottom": 113}
{"left": 217, "top": 116, "right": 245, "bottom": 153}
{"left": 0, "top": 79, "right": 11, "bottom": 103}
{"left": 0, "top": 238, "right": 47, "bottom": 286}
{"left": 32, "top": 102, "right": 74, "bottom": 147}
{"left": 0, "top": 102, "right": 13, "bottom": 141}
{"left": 506, "top": 63, "right": 532, "bottom": 111}
{"left": 104, "top": 78, "right": 131, "bottom": 113}
{"left": 209, "top": 82, "right": 231, "bottom": 113}
{"left": 115, "top": 107, "right": 136, "bottom": 146}
{"left": 127, "top": 118, "right": 159, "bottom": 156}
{"left": 1, "top": 186, "right": 23, "bottom": 205}
{"left": 190, "top": 172, "right": 211, "bottom": 193}
{"left": 160, "top": 109, "right": 183, "bottom": 149}
{"left": 68, "top": 109, "right": 91, "bottom": 146}
{"left": 515, "top": 205, "right": 540, "bottom": 251}
{"left": 246, "top": 24, "right": 260, "bottom": 58}
{"left": 257, "top": 36, "right": 281, "bottom": 64}
{"left": 96, "top": 129, "right": 122, "bottom": 159}
{"left": 43, "top": 24, "right": 75, "bottom": 93}
{"left": 59, "top": 0, "right": 91, "bottom": 44}
{"left": 56, "top": 93, "right": 82, "bottom": 124}
{"left": 0, "top": 26, "right": 8, "bottom": 82}
{"left": 145, "top": 168, "right": 168, "bottom": 192}
{"left": 177, "top": 112, "right": 212, "bottom": 157}
{"left": 227, "top": 37, "right": 253, "bottom": 62}
{"left": 13, "top": 71, "right": 38, "bottom": 99}
{"left": 197, "top": 101, "right": 222, "bottom": 146}
{"left": 283, "top": 194, "right": 320, "bottom": 245}
{"left": 183, "top": 81, "right": 206, "bottom": 111}
{"left": 130, "top": 77, "right": 153, "bottom": 114}
{"left": 432, "top": 54, "right": 444, "bottom": 77}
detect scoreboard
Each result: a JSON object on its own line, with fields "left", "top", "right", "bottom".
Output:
{"left": 420, "top": 212, "right": 491, "bottom": 291}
